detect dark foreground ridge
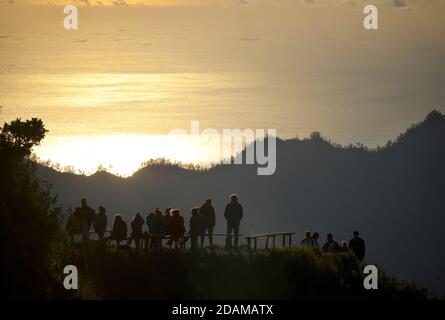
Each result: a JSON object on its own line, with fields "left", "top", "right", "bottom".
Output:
{"left": 60, "top": 243, "right": 427, "bottom": 300}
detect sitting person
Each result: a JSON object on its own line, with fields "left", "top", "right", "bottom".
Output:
{"left": 169, "top": 209, "right": 186, "bottom": 249}
{"left": 322, "top": 233, "right": 340, "bottom": 254}
{"left": 111, "top": 214, "right": 128, "bottom": 246}
{"left": 128, "top": 212, "right": 145, "bottom": 249}
{"left": 189, "top": 207, "right": 207, "bottom": 250}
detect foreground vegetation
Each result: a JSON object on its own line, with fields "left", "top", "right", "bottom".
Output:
{"left": 62, "top": 243, "right": 427, "bottom": 300}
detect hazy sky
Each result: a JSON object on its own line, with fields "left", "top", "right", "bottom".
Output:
{"left": 1, "top": 0, "right": 444, "bottom": 174}
{"left": 2, "top": 0, "right": 445, "bottom": 7}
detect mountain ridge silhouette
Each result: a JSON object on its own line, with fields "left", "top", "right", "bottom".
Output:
{"left": 36, "top": 110, "right": 445, "bottom": 293}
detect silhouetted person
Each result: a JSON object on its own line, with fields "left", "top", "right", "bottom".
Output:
{"left": 322, "top": 233, "right": 340, "bottom": 254}
{"left": 66, "top": 209, "right": 82, "bottom": 243}
{"left": 312, "top": 232, "right": 320, "bottom": 248}
{"left": 300, "top": 231, "right": 315, "bottom": 247}
{"left": 111, "top": 214, "right": 128, "bottom": 246}
{"left": 349, "top": 231, "right": 365, "bottom": 261}
{"left": 73, "top": 198, "right": 95, "bottom": 242}
{"left": 189, "top": 207, "right": 206, "bottom": 250}
{"left": 150, "top": 209, "right": 165, "bottom": 250}
{"left": 224, "top": 194, "right": 243, "bottom": 250}
{"left": 200, "top": 199, "right": 216, "bottom": 248}
{"left": 169, "top": 209, "right": 186, "bottom": 249}
{"left": 164, "top": 207, "right": 172, "bottom": 248}
{"left": 93, "top": 206, "right": 108, "bottom": 240}
{"left": 129, "top": 213, "right": 145, "bottom": 249}
{"left": 146, "top": 212, "right": 155, "bottom": 233}
{"left": 340, "top": 241, "right": 349, "bottom": 252}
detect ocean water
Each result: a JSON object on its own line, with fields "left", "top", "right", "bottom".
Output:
{"left": 1, "top": 5, "right": 444, "bottom": 176}
{"left": 1, "top": 70, "right": 440, "bottom": 176}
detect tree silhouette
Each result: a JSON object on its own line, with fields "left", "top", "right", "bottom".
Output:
{"left": 1, "top": 118, "right": 63, "bottom": 298}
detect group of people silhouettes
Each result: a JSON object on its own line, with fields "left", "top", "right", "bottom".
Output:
{"left": 299, "top": 230, "right": 366, "bottom": 261}
{"left": 66, "top": 196, "right": 365, "bottom": 260}
{"left": 66, "top": 194, "right": 243, "bottom": 250}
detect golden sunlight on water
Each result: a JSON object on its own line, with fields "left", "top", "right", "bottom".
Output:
{"left": 35, "top": 134, "right": 253, "bottom": 177}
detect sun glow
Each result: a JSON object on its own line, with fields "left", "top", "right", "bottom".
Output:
{"left": 35, "top": 134, "right": 229, "bottom": 176}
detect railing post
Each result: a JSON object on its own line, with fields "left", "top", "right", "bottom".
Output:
{"left": 247, "top": 237, "right": 251, "bottom": 251}
{"left": 289, "top": 234, "right": 292, "bottom": 248}
{"left": 265, "top": 236, "right": 269, "bottom": 250}
{"left": 254, "top": 238, "right": 257, "bottom": 251}
{"left": 272, "top": 235, "right": 276, "bottom": 248}
{"left": 282, "top": 234, "right": 286, "bottom": 247}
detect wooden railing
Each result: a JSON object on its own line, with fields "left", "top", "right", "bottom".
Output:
{"left": 88, "top": 230, "right": 294, "bottom": 251}
{"left": 244, "top": 232, "right": 295, "bottom": 251}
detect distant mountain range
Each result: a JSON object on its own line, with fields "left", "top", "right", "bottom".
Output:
{"left": 36, "top": 110, "right": 445, "bottom": 293}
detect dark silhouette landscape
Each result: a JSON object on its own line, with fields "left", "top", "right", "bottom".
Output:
{"left": 2, "top": 111, "right": 444, "bottom": 299}
{"left": 33, "top": 110, "right": 445, "bottom": 294}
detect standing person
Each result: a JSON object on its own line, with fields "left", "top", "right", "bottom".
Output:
{"left": 349, "top": 231, "right": 366, "bottom": 261}
{"left": 311, "top": 232, "right": 320, "bottom": 248}
{"left": 300, "top": 231, "right": 315, "bottom": 247}
{"left": 199, "top": 199, "right": 216, "bottom": 248}
{"left": 224, "top": 194, "right": 243, "bottom": 250}
{"left": 164, "top": 207, "right": 172, "bottom": 248}
{"left": 145, "top": 211, "right": 155, "bottom": 249}
{"left": 111, "top": 214, "right": 128, "bottom": 246}
{"left": 74, "top": 198, "right": 96, "bottom": 242}
{"left": 93, "top": 206, "right": 108, "bottom": 240}
{"left": 189, "top": 207, "right": 206, "bottom": 250}
{"left": 150, "top": 209, "right": 165, "bottom": 250}
{"left": 129, "top": 213, "right": 145, "bottom": 249}
{"left": 340, "top": 241, "right": 349, "bottom": 252}
{"left": 169, "top": 209, "right": 186, "bottom": 249}
{"left": 66, "top": 209, "right": 82, "bottom": 243}
{"left": 322, "top": 233, "right": 340, "bottom": 254}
